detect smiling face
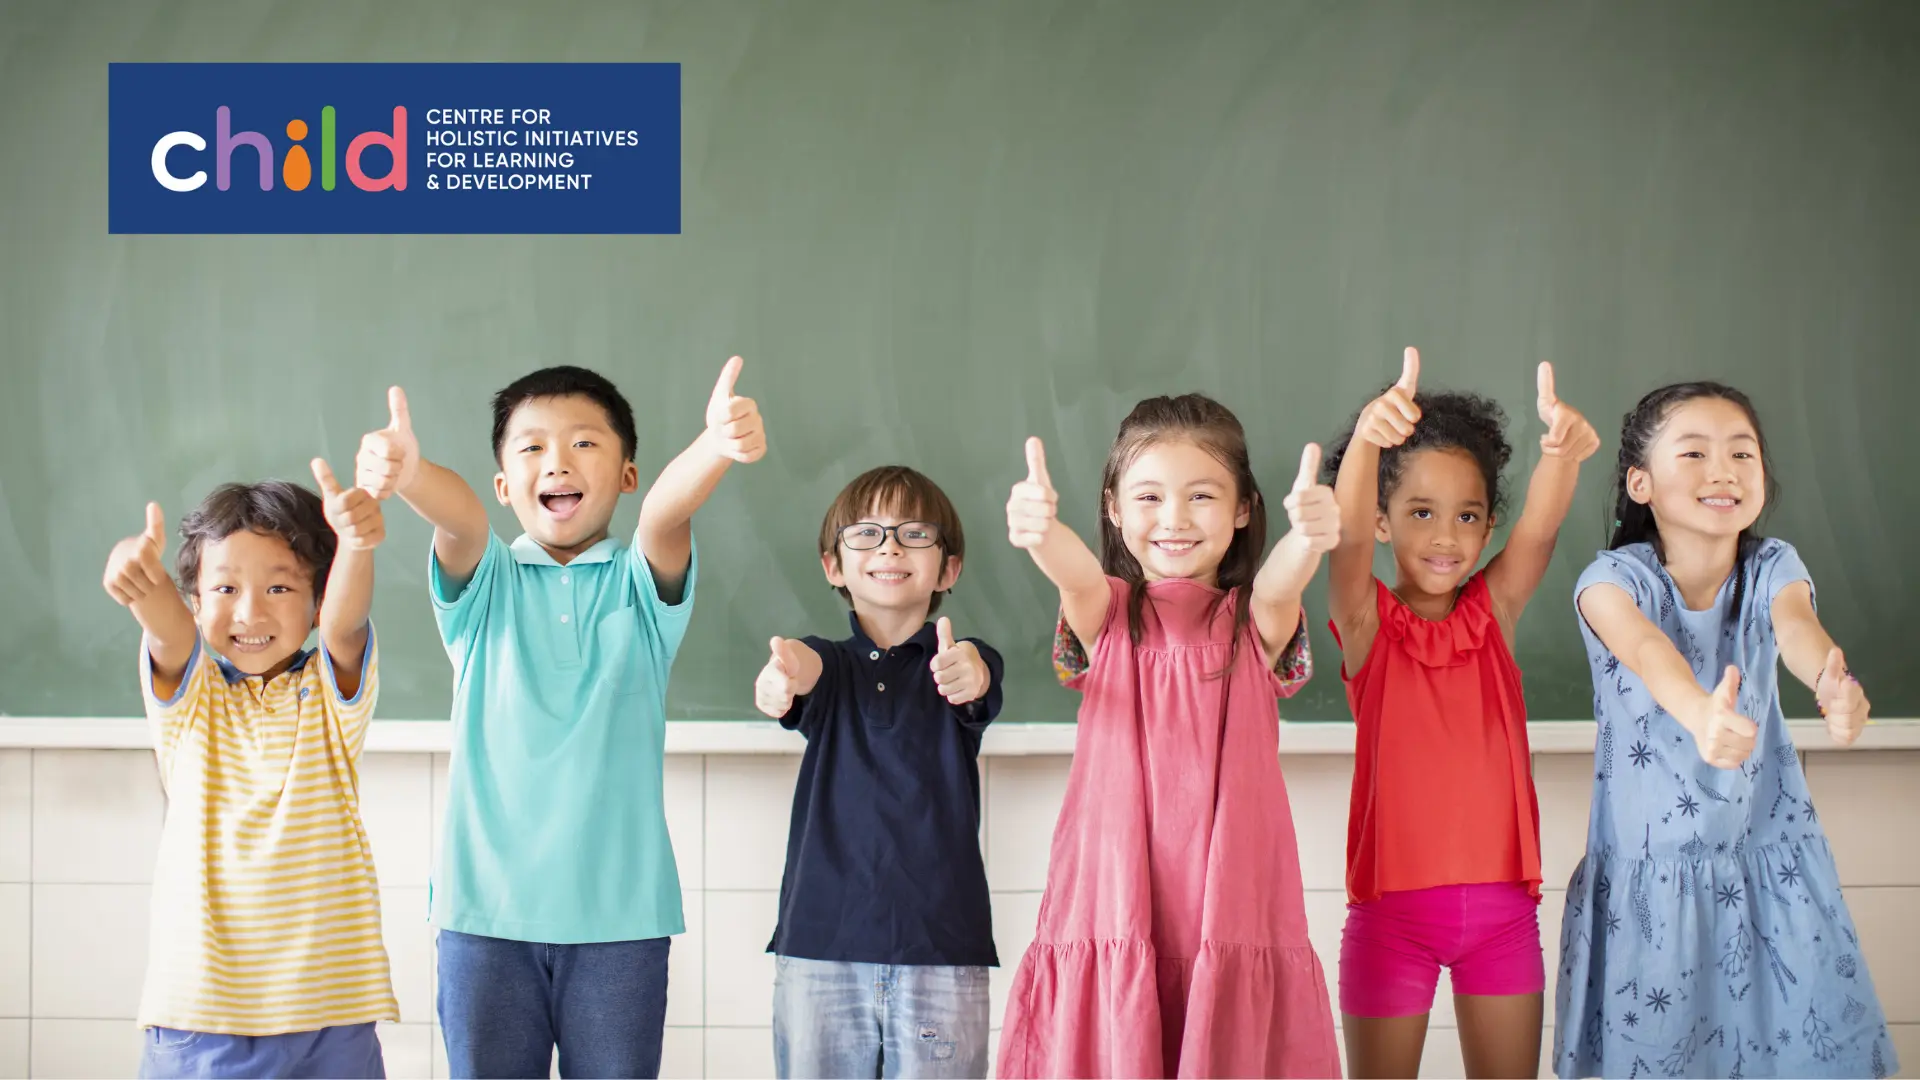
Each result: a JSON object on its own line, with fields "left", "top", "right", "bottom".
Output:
{"left": 1376, "top": 446, "right": 1496, "bottom": 598}
{"left": 494, "top": 393, "right": 640, "bottom": 561}
{"left": 191, "top": 529, "right": 319, "bottom": 679}
{"left": 1628, "top": 396, "right": 1766, "bottom": 542}
{"left": 822, "top": 509, "right": 960, "bottom": 622}
{"left": 1105, "top": 438, "right": 1251, "bottom": 587}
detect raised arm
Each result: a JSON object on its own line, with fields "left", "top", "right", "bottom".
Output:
{"left": 1485, "top": 362, "right": 1600, "bottom": 627}
{"left": 357, "top": 387, "right": 491, "bottom": 588}
{"left": 1772, "top": 582, "right": 1870, "bottom": 747}
{"left": 1007, "top": 437, "right": 1108, "bottom": 646}
{"left": 310, "top": 458, "right": 382, "bottom": 698}
{"left": 1250, "top": 444, "right": 1340, "bottom": 664}
{"left": 102, "top": 501, "right": 199, "bottom": 695}
{"left": 637, "top": 356, "right": 765, "bottom": 603}
{"left": 1327, "top": 346, "right": 1422, "bottom": 669}
{"left": 1578, "top": 582, "right": 1755, "bottom": 770}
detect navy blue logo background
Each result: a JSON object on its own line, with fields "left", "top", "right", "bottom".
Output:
{"left": 109, "top": 63, "right": 680, "bottom": 234}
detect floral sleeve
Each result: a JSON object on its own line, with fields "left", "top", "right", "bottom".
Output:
{"left": 1270, "top": 613, "right": 1313, "bottom": 698}
{"left": 1052, "top": 610, "right": 1090, "bottom": 685}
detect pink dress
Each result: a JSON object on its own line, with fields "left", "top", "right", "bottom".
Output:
{"left": 996, "top": 576, "right": 1341, "bottom": 1079}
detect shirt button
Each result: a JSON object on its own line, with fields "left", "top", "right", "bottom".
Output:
{"left": 560, "top": 614, "right": 570, "bottom": 624}
{"left": 870, "top": 651, "right": 880, "bottom": 660}
{"left": 878, "top": 682, "right": 886, "bottom": 692}
{"left": 560, "top": 574, "right": 570, "bottom": 584}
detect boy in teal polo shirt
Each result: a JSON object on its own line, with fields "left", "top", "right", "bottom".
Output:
{"left": 356, "top": 360, "right": 765, "bottom": 1079}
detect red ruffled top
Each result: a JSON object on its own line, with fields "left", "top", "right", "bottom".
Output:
{"left": 1331, "top": 573, "right": 1541, "bottom": 905}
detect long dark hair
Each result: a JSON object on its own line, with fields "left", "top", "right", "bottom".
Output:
{"left": 1607, "top": 381, "right": 1778, "bottom": 614}
{"left": 1096, "top": 394, "right": 1267, "bottom": 672}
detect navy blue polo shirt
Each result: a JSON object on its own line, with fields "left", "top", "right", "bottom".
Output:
{"left": 767, "top": 613, "right": 1003, "bottom": 967}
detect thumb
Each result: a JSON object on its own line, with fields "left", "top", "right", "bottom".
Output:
{"left": 1714, "top": 665, "right": 1741, "bottom": 710}
{"left": 1821, "top": 647, "right": 1847, "bottom": 693}
{"left": 311, "top": 458, "right": 343, "bottom": 498}
{"left": 1024, "top": 436, "right": 1052, "bottom": 489}
{"left": 937, "top": 616, "right": 957, "bottom": 653}
{"left": 712, "top": 356, "right": 744, "bottom": 406}
{"left": 768, "top": 636, "right": 790, "bottom": 673}
{"left": 1292, "top": 443, "right": 1322, "bottom": 494}
{"left": 1536, "top": 362, "right": 1559, "bottom": 424}
{"left": 1396, "top": 346, "right": 1420, "bottom": 394}
{"left": 143, "top": 502, "right": 167, "bottom": 548}
{"left": 387, "top": 386, "right": 412, "bottom": 433}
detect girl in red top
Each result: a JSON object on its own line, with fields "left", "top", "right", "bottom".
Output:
{"left": 1324, "top": 348, "right": 1599, "bottom": 1079}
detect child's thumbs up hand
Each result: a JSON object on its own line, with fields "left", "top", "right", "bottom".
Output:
{"left": 104, "top": 502, "right": 173, "bottom": 607}
{"left": 1689, "top": 665, "right": 1759, "bottom": 770}
{"left": 357, "top": 386, "right": 421, "bottom": 499}
{"left": 1816, "top": 647, "right": 1869, "bottom": 747}
{"left": 756, "top": 636, "right": 808, "bottom": 718}
{"left": 1007, "top": 437, "right": 1059, "bottom": 549}
{"left": 930, "top": 616, "right": 989, "bottom": 706}
{"left": 1535, "top": 362, "right": 1601, "bottom": 462}
{"left": 1280, "top": 443, "right": 1340, "bottom": 554}
{"left": 705, "top": 356, "right": 766, "bottom": 464}
{"left": 313, "top": 458, "right": 385, "bottom": 552}
{"left": 1358, "top": 347, "right": 1422, "bottom": 449}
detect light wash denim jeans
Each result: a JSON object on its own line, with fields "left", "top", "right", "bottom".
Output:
{"left": 772, "top": 955, "right": 991, "bottom": 1079}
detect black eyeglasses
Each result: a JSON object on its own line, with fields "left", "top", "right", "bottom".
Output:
{"left": 839, "top": 521, "right": 942, "bottom": 550}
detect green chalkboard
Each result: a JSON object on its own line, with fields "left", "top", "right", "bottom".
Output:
{"left": 2, "top": 0, "right": 1916, "bottom": 722}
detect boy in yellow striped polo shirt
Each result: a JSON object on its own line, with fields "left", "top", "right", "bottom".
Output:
{"left": 101, "top": 459, "right": 396, "bottom": 1079}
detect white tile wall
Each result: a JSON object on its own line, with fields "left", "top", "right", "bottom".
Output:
{"left": 669, "top": 892, "right": 704, "bottom": 1028}
{"left": 0, "top": 752, "right": 30, "bottom": 885}
{"left": 1807, "top": 750, "right": 1920, "bottom": 886}
{"left": 703, "top": 1026, "right": 773, "bottom": 1079}
{"left": 1, "top": 746, "right": 1915, "bottom": 1078}
{"left": 661, "top": 1026, "right": 704, "bottom": 1078}
{"left": 982, "top": 756, "right": 1068, "bottom": 893}
{"left": 0, "top": 1018, "right": 26, "bottom": 1078}
{"left": 29, "top": 1018, "right": 144, "bottom": 1079}
{"left": 702, "top": 757, "right": 798, "bottom": 891}
{"left": 704, "top": 891, "right": 778, "bottom": 1028}
{"left": 1282, "top": 755, "right": 1354, "bottom": 892}
{"left": 30, "top": 751, "right": 163, "bottom": 884}
{"left": 0, "top": 886, "right": 27, "bottom": 1019}
{"left": 360, "top": 755, "right": 435, "bottom": 890}
{"left": 383, "top": 887, "right": 435, "bottom": 1024}
{"left": 30, "top": 883, "right": 148, "bottom": 1020}
{"left": 381, "top": 1021, "right": 435, "bottom": 1079}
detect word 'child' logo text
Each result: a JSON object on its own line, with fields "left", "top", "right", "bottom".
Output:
{"left": 151, "top": 106, "right": 407, "bottom": 193}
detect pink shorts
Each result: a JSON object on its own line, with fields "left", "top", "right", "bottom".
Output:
{"left": 1338, "top": 881, "right": 1543, "bottom": 1018}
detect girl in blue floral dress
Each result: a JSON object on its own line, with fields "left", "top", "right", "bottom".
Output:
{"left": 1554, "top": 381, "right": 1896, "bottom": 1079}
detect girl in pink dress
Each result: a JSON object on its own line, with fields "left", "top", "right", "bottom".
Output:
{"left": 998, "top": 394, "right": 1343, "bottom": 1079}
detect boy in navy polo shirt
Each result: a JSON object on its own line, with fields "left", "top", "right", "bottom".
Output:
{"left": 754, "top": 466, "right": 1004, "bottom": 1080}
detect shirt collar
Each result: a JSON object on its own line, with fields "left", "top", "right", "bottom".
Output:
{"left": 509, "top": 533, "right": 620, "bottom": 566}
{"left": 213, "top": 647, "right": 313, "bottom": 686}
{"left": 845, "top": 610, "right": 940, "bottom": 654}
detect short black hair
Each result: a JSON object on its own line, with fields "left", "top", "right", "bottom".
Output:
{"left": 1324, "top": 389, "right": 1514, "bottom": 521}
{"left": 491, "top": 366, "right": 638, "bottom": 464}
{"left": 176, "top": 481, "right": 334, "bottom": 598}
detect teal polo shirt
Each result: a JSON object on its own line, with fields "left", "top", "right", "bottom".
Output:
{"left": 429, "top": 530, "right": 694, "bottom": 944}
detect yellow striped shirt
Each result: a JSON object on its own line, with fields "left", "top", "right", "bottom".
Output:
{"left": 138, "top": 632, "right": 398, "bottom": 1035}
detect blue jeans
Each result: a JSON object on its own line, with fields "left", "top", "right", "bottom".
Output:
{"left": 138, "top": 1023, "right": 383, "bottom": 1079}
{"left": 772, "top": 956, "right": 990, "bottom": 1079}
{"left": 436, "top": 929, "right": 670, "bottom": 1079}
